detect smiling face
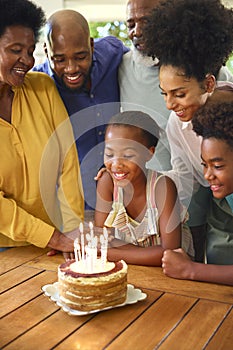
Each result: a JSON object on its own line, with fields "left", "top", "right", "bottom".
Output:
{"left": 104, "top": 125, "right": 154, "bottom": 187}
{"left": 159, "top": 65, "right": 215, "bottom": 122}
{"left": 0, "top": 25, "right": 35, "bottom": 87}
{"left": 201, "top": 138, "right": 233, "bottom": 199}
{"left": 46, "top": 23, "right": 93, "bottom": 91}
{"left": 126, "top": 0, "right": 160, "bottom": 52}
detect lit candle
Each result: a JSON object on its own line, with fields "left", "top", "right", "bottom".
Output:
{"left": 92, "top": 236, "right": 98, "bottom": 269}
{"left": 85, "top": 244, "right": 91, "bottom": 272}
{"left": 103, "top": 226, "right": 108, "bottom": 240}
{"left": 89, "top": 221, "right": 94, "bottom": 240}
{"left": 79, "top": 222, "right": 84, "bottom": 234}
{"left": 100, "top": 227, "right": 108, "bottom": 267}
{"left": 79, "top": 222, "right": 85, "bottom": 260}
{"left": 74, "top": 238, "right": 81, "bottom": 263}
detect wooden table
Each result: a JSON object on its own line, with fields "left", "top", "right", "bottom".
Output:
{"left": 0, "top": 246, "right": 232, "bottom": 350}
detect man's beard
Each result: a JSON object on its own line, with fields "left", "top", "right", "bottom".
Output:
{"left": 132, "top": 46, "right": 159, "bottom": 67}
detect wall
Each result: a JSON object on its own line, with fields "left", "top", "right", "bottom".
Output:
{"left": 34, "top": 0, "right": 126, "bottom": 20}
{"left": 34, "top": 0, "right": 64, "bottom": 17}
{"left": 64, "top": 0, "right": 126, "bottom": 21}
{"left": 222, "top": 0, "right": 233, "bottom": 7}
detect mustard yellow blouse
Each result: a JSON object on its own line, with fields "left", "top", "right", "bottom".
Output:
{"left": 0, "top": 72, "right": 84, "bottom": 248}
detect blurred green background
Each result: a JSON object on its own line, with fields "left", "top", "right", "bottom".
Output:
{"left": 90, "top": 21, "right": 233, "bottom": 74}
{"left": 227, "top": 53, "right": 233, "bottom": 74}
{"left": 89, "top": 20, "right": 131, "bottom": 47}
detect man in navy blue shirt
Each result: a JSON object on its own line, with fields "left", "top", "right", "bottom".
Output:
{"left": 33, "top": 9, "right": 128, "bottom": 211}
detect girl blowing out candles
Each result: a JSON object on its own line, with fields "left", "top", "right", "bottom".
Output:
{"left": 95, "top": 111, "right": 194, "bottom": 266}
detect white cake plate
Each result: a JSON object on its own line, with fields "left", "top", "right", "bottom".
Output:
{"left": 41, "top": 282, "right": 147, "bottom": 316}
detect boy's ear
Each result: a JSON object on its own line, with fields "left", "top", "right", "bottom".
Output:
{"left": 147, "top": 146, "right": 155, "bottom": 161}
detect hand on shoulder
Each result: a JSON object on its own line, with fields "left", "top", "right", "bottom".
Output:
{"left": 94, "top": 167, "right": 107, "bottom": 181}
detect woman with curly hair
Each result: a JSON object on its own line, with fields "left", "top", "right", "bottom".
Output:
{"left": 143, "top": 0, "right": 233, "bottom": 262}
{"left": 162, "top": 101, "right": 233, "bottom": 285}
{"left": 0, "top": 0, "right": 84, "bottom": 257}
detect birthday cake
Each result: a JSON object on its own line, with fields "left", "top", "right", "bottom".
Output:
{"left": 58, "top": 258, "right": 128, "bottom": 311}
{"left": 58, "top": 223, "right": 127, "bottom": 311}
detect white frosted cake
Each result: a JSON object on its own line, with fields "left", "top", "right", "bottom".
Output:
{"left": 58, "top": 258, "right": 128, "bottom": 311}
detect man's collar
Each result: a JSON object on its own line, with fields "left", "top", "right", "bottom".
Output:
{"left": 46, "top": 59, "right": 54, "bottom": 77}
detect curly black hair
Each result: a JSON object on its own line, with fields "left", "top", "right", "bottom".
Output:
{"left": 107, "top": 111, "right": 161, "bottom": 148}
{"left": 192, "top": 101, "right": 233, "bottom": 149}
{"left": 0, "top": 0, "right": 46, "bottom": 42}
{"left": 144, "top": 0, "right": 233, "bottom": 81}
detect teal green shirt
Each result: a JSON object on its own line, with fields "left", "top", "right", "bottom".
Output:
{"left": 226, "top": 194, "right": 233, "bottom": 212}
{"left": 207, "top": 197, "right": 233, "bottom": 264}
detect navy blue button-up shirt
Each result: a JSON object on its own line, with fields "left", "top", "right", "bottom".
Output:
{"left": 33, "top": 36, "right": 129, "bottom": 210}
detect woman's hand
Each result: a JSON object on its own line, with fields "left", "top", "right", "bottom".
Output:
{"left": 47, "top": 227, "right": 113, "bottom": 261}
{"left": 47, "top": 229, "right": 77, "bottom": 261}
{"left": 94, "top": 167, "right": 107, "bottom": 181}
{"left": 46, "top": 249, "right": 75, "bottom": 261}
{"left": 47, "top": 229, "right": 74, "bottom": 251}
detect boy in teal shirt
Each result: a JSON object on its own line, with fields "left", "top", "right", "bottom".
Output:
{"left": 162, "top": 101, "right": 233, "bottom": 285}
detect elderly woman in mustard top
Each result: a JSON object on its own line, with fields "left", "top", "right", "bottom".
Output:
{"left": 0, "top": 0, "right": 84, "bottom": 259}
